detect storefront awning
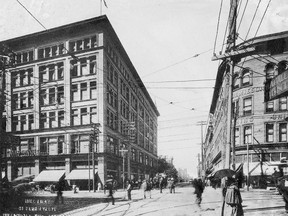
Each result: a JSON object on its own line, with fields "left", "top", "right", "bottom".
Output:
{"left": 33, "top": 170, "right": 65, "bottom": 182}
{"left": 65, "top": 169, "right": 98, "bottom": 180}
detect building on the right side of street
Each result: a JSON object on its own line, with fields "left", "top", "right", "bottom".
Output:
{"left": 204, "top": 31, "right": 288, "bottom": 188}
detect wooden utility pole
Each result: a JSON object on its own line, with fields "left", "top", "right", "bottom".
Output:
{"left": 89, "top": 123, "right": 100, "bottom": 192}
{"left": 119, "top": 149, "right": 128, "bottom": 190}
{"left": 212, "top": 0, "right": 239, "bottom": 170}
{"left": 197, "top": 121, "right": 207, "bottom": 178}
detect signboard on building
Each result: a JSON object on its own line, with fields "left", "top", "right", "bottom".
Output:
{"left": 266, "top": 70, "right": 288, "bottom": 101}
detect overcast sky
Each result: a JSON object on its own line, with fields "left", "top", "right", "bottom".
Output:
{"left": 1, "top": 0, "right": 286, "bottom": 177}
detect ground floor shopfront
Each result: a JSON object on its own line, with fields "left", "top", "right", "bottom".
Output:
{"left": 2, "top": 153, "right": 157, "bottom": 190}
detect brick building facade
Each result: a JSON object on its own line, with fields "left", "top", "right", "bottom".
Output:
{"left": 205, "top": 31, "right": 288, "bottom": 186}
{"left": 0, "top": 15, "right": 159, "bottom": 189}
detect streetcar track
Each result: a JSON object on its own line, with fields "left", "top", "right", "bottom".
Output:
{"left": 87, "top": 202, "right": 110, "bottom": 216}
{"left": 98, "top": 190, "right": 167, "bottom": 216}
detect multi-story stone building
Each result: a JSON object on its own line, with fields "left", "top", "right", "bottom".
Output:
{"left": 205, "top": 31, "right": 288, "bottom": 187}
{"left": 1, "top": 15, "right": 159, "bottom": 189}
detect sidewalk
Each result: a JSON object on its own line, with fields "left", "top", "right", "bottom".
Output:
{"left": 200, "top": 186, "right": 286, "bottom": 215}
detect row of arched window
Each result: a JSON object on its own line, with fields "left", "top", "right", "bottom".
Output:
{"left": 233, "top": 60, "right": 288, "bottom": 90}
{"left": 265, "top": 60, "right": 288, "bottom": 80}
{"left": 233, "top": 68, "right": 252, "bottom": 89}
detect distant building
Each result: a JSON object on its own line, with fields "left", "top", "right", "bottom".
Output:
{"left": 178, "top": 168, "right": 189, "bottom": 181}
{"left": 1, "top": 15, "right": 159, "bottom": 188}
{"left": 205, "top": 31, "right": 288, "bottom": 187}
{"left": 160, "top": 155, "right": 174, "bottom": 165}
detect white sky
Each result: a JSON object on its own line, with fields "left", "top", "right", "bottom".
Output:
{"left": 1, "top": 0, "right": 287, "bottom": 177}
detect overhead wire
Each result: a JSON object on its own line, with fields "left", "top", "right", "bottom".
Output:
{"left": 237, "top": 0, "right": 249, "bottom": 32}
{"left": 244, "top": 0, "right": 262, "bottom": 41}
{"left": 213, "top": 0, "right": 224, "bottom": 55}
{"left": 15, "top": 0, "right": 79, "bottom": 61}
{"left": 145, "top": 78, "right": 215, "bottom": 83}
{"left": 253, "top": 0, "right": 271, "bottom": 38}
{"left": 142, "top": 48, "right": 214, "bottom": 79}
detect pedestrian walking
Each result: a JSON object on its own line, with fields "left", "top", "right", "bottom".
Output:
{"left": 54, "top": 179, "right": 65, "bottom": 205}
{"left": 276, "top": 176, "right": 288, "bottom": 213}
{"left": 159, "top": 177, "right": 164, "bottom": 193}
{"left": 107, "top": 179, "right": 115, "bottom": 205}
{"left": 146, "top": 179, "right": 152, "bottom": 198}
{"left": 225, "top": 177, "right": 243, "bottom": 216}
{"left": 126, "top": 180, "right": 132, "bottom": 200}
{"left": 192, "top": 178, "right": 204, "bottom": 206}
{"left": 141, "top": 179, "right": 148, "bottom": 199}
{"left": 97, "top": 182, "right": 101, "bottom": 192}
{"left": 167, "top": 178, "right": 175, "bottom": 193}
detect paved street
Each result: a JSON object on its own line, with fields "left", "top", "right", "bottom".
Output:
{"left": 59, "top": 185, "right": 287, "bottom": 216}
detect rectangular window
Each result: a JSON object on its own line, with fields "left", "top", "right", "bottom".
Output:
{"left": 72, "top": 109, "right": 80, "bottom": 126}
{"left": 58, "top": 111, "right": 64, "bottom": 127}
{"left": 40, "top": 89, "right": 47, "bottom": 106}
{"left": 40, "top": 138, "right": 48, "bottom": 155}
{"left": 12, "top": 116, "right": 18, "bottom": 131}
{"left": 90, "top": 56, "right": 97, "bottom": 74}
{"left": 28, "top": 114, "right": 34, "bottom": 130}
{"left": 39, "top": 66, "right": 48, "bottom": 83}
{"left": 90, "top": 107, "right": 97, "bottom": 123}
{"left": 48, "top": 137, "right": 58, "bottom": 155}
{"left": 40, "top": 113, "right": 48, "bottom": 129}
{"left": 58, "top": 136, "right": 64, "bottom": 154}
{"left": 20, "top": 115, "right": 26, "bottom": 131}
{"left": 90, "top": 81, "right": 97, "bottom": 99}
{"left": 243, "top": 125, "right": 252, "bottom": 145}
{"left": 243, "top": 97, "right": 252, "bottom": 116}
{"left": 235, "top": 127, "right": 240, "bottom": 146}
{"left": 49, "top": 112, "right": 57, "bottom": 128}
{"left": 80, "top": 135, "right": 90, "bottom": 153}
{"left": 28, "top": 69, "right": 33, "bottom": 85}
{"left": 266, "top": 123, "right": 274, "bottom": 142}
{"left": 271, "top": 153, "right": 280, "bottom": 162}
{"left": 12, "top": 73, "right": 18, "bottom": 88}
{"left": 58, "top": 63, "right": 64, "bottom": 80}
{"left": 279, "top": 123, "right": 287, "bottom": 142}
{"left": 70, "top": 60, "right": 78, "bottom": 77}
{"left": 20, "top": 92, "right": 27, "bottom": 109}
{"left": 81, "top": 59, "right": 89, "bottom": 75}
{"left": 81, "top": 108, "right": 89, "bottom": 125}
{"left": 71, "top": 84, "right": 79, "bottom": 101}
{"left": 279, "top": 97, "right": 287, "bottom": 111}
{"left": 71, "top": 136, "right": 78, "bottom": 154}
{"left": 28, "top": 91, "right": 33, "bottom": 108}
{"left": 19, "top": 71, "right": 26, "bottom": 86}
{"left": 49, "top": 88, "right": 56, "bottom": 104}
{"left": 57, "top": 86, "right": 64, "bottom": 104}
{"left": 266, "top": 101, "right": 274, "bottom": 112}
{"left": 80, "top": 83, "right": 88, "bottom": 100}
{"left": 12, "top": 94, "right": 19, "bottom": 110}
{"left": 48, "top": 65, "right": 55, "bottom": 81}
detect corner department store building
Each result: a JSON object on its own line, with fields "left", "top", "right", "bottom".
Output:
{"left": 0, "top": 16, "right": 159, "bottom": 188}
{"left": 205, "top": 31, "right": 288, "bottom": 186}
